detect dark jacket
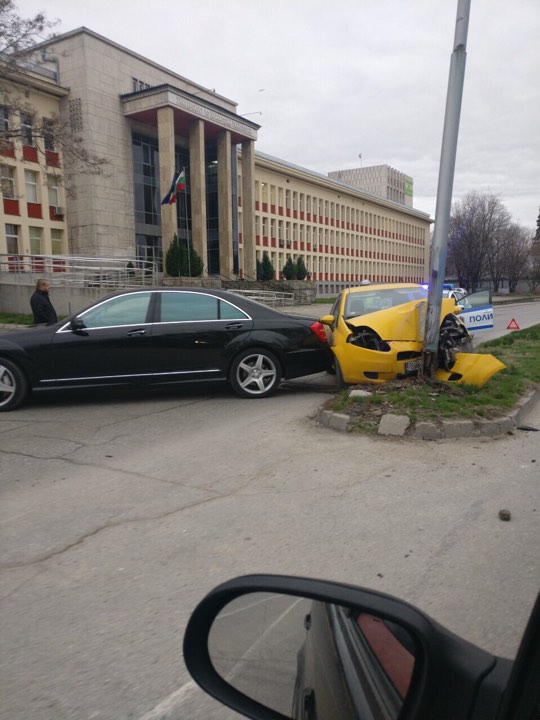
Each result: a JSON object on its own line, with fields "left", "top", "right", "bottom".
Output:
{"left": 30, "top": 290, "right": 58, "bottom": 325}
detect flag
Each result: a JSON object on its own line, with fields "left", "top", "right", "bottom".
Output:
{"left": 161, "top": 169, "right": 186, "bottom": 206}
{"left": 175, "top": 168, "right": 186, "bottom": 192}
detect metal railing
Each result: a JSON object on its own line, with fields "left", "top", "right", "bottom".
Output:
{"left": 227, "top": 288, "right": 294, "bottom": 307}
{"left": 0, "top": 253, "right": 160, "bottom": 288}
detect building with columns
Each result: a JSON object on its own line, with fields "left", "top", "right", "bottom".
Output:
{"left": 2, "top": 27, "right": 431, "bottom": 293}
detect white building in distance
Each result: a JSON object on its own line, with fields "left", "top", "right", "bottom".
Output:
{"left": 328, "top": 165, "right": 414, "bottom": 208}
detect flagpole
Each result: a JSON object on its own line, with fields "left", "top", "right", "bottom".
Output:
{"left": 181, "top": 167, "right": 191, "bottom": 277}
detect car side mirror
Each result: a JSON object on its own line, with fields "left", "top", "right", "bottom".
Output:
{"left": 70, "top": 318, "right": 87, "bottom": 332}
{"left": 319, "top": 315, "right": 335, "bottom": 326}
{"left": 183, "top": 575, "right": 511, "bottom": 720}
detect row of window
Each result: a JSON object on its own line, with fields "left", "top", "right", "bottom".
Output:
{"left": 4, "top": 223, "right": 64, "bottom": 255}
{"left": 252, "top": 179, "right": 425, "bottom": 241}
{"left": 0, "top": 106, "right": 55, "bottom": 150}
{"left": 254, "top": 250, "right": 423, "bottom": 276}
{"left": 253, "top": 217, "right": 425, "bottom": 254}
{"left": 1, "top": 165, "right": 61, "bottom": 206}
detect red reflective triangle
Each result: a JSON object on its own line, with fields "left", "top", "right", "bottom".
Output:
{"left": 507, "top": 318, "right": 520, "bottom": 330}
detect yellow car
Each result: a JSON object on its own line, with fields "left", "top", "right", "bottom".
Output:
{"left": 320, "top": 283, "right": 505, "bottom": 387}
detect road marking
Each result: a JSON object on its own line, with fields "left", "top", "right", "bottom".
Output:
{"left": 136, "top": 679, "right": 198, "bottom": 720}
{"left": 0, "top": 509, "right": 37, "bottom": 525}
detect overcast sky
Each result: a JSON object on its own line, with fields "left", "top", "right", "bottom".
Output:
{"left": 16, "top": 0, "right": 540, "bottom": 229}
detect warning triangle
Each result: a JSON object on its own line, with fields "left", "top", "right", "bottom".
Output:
{"left": 507, "top": 318, "right": 520, "bottom": 330}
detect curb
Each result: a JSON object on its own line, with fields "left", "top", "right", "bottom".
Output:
{"left": 317, "top": 387, "right": 540, "bottom": 440}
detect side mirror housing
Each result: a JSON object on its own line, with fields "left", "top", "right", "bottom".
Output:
{"left": 319, "top": 314, "right": 335, "bottom": 326}
{"left": 70, "top": 318, "right": 86, "bottom": 332}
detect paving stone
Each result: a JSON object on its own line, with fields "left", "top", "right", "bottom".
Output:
{"left": 475, "top": 419, "right": 500, "bottom": 437}
{"left": 328, "top": 413, "right": 350, "bottom": 431}
{"left": 378, "top": 413, "right": 410, "bottom": 436}
{"left": 318, "top": 410, "right": 333, "bottom": 427}
{"left": 496, "top": 416, "right": 515, "bottom": 434}
{"left": 414, "top": 421, "right": 442, "bottom": 440}
{"left": 441, "top": 419, "right": 475, "bottom": 438}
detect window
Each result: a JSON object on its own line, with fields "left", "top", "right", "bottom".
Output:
{"left": 0, "top": 106, "right": 8, "bottom": 132}
{"left": 1, "top": 165, "right": 15, "bottom": 198}
{"left": 25, "top": 170, "right": 38, "bottom": 202}
{"left": 161, "top": 292, "right": 218, "bottom": 322}
{"left": 29, "top": 227, "right": 42, "bottom": 254}
{"left": 80, "top": 293, "right": 152, "bottom": 328}
{"left": 51, "top": 229, "right": 63, "bottom": 254}
{"left": 20, "top": 112, "right": 33, "bottom": 146}
{"left": 47, "top": 174, "right": 60, "bottom": 206}
{"left": 5, "top": 224, "right": 19, "bottom": 254}
{"left": 42, "top": 118, "right": 55, "bottom": 151}
{"left": 132, "top": 78, "right": 151, "bottom": 92}
{"left": 160, "top": 292, "right": 248, "bottom": 322}
{"left": 219, "top": 300, "right": 248, "bottom": 320}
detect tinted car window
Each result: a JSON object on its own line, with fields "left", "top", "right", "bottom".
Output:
{"left": 160, "top": 292, "right": 249, "bottom": 322}
{"left": 80, "top": 293, "right": 152, "bottom": 328}
{"left": 219, "top": 300, "right": 249, "bottom": 320}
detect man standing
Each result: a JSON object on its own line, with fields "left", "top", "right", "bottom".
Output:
{"left": 30, "top": 279, "right": 58, "bottom": 325}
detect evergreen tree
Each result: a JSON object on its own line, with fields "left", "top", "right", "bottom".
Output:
{"left": 282, "top": 256, "right": 297, "bottom": 280}
{"left": 261, "top": 251, "right": 275, "bottom": 281}
{"left": 188, "top": 245, "right": 204, "bottom": 277}
{"left": 296, "top": 255, "right": 308, "bottom": 280}
{"left": 165, "top": 234, "right": 184, "bottom": 277}
{"left": 256, "top": 258, "right": 263, "bottom": 280}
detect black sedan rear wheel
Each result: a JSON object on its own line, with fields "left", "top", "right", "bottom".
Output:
{"left": 230, "top": 348, "right": 282, "bottom": 398}
{"left": 0, "top": 359, "right": 28, "bottom": 411}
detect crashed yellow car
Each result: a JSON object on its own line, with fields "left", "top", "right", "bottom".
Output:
{"left": 320, "top": 283, "right": 505, "bottom": 387}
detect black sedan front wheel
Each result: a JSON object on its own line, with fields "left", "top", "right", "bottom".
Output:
{"left": 0, "top": 359, "right": 28, "bottom": 411}
{"left": 230, "top": 348, "right": 282, "bottom": 399}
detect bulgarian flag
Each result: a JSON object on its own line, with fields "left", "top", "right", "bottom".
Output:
{"left": 161, "top": 168, "right": 186, "bottom": 205}
{"left": 175, "top": 168, "right": 186, "bottom": 192}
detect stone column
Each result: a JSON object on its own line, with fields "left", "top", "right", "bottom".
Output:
{"left": 217, "top": 130, "right": 233, "bottom": 278}
{"left": 241, "top": 139, "right": 256, "bottom": 280}
{"left": 158, "top": 107, "right": 176, "bottom": 267}
{"left": 189, "top": 119, "right": 208, "bottom": 275}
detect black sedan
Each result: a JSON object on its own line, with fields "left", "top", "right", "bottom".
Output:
{"left": 0, "top": 288, "right": 333, "bottom": 411}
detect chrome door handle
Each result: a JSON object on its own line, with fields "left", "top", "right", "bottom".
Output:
{"left": 127, "top": 329, "right": 146, "bottom": 336}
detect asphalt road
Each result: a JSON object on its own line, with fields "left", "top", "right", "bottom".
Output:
{"left": 1, "top": 373, "right": 539, "bottom": 719}
{"left": 0, "top": 297, "right": 539, "bottom": 719}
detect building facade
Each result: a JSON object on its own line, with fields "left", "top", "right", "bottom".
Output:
{"left": 1, "top": 28, "right": 430, "bottom": 291}
{"left": 0, "top": 61, "right": 69, "bottom": 266}
{"left": 328, "top": 165, "right": 414, "bottom": 208}
{"left": 247, "top": 154, "right": 429, "bottom": 294}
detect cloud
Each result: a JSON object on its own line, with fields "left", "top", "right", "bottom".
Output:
{"left": 15, "top": 0, "right": 540, "bottom": 226}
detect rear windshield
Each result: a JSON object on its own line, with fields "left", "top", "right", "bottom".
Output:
{"left": 344, "top": 287, "right": 427, "bottom": 318}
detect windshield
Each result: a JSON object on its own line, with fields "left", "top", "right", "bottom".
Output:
{"left": 344, "top": 287, "right": 427, "bottom": 318}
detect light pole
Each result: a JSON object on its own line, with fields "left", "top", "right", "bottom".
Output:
{"left": 424, "top": 0, "right": 471, "bottom": 374}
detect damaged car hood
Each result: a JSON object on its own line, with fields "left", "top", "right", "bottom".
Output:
{"left": 344, "top": 298, "right": 458, "bottom": 343}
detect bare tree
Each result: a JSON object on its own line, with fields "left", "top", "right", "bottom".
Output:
{"left": 525, "top": 207, "right": 540, "bottom": 292}
{"left": 484, "top": 198, "right": 512, "bottom": 292}
{"left": 448, "top": 192, "right": 501, "bottom": 291}
{"left": 504, "top": 224, "right": 531, "bottom": 293}
{"left": 0, "top": 0, "right": 106, "bottom": 190}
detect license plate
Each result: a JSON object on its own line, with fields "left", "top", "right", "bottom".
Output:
{"left": 405, "top": 358, "right": 422, "bottom": 373}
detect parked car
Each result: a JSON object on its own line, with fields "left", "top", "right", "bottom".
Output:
{"left": 319, "top": 283, "right": 505, "bottom": 387}
{"left": 0, "top": 288, "right": 333, "bottom": 411}
{"left": 442, "top": 287, "right": 468, "bottom": 306}
{"left": 183, "top": 574, "right": 540, "bottom": 720}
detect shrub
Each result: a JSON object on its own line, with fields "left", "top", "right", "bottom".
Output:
{"left": 260, "top": 251, "right": 275, "bottom": 281}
